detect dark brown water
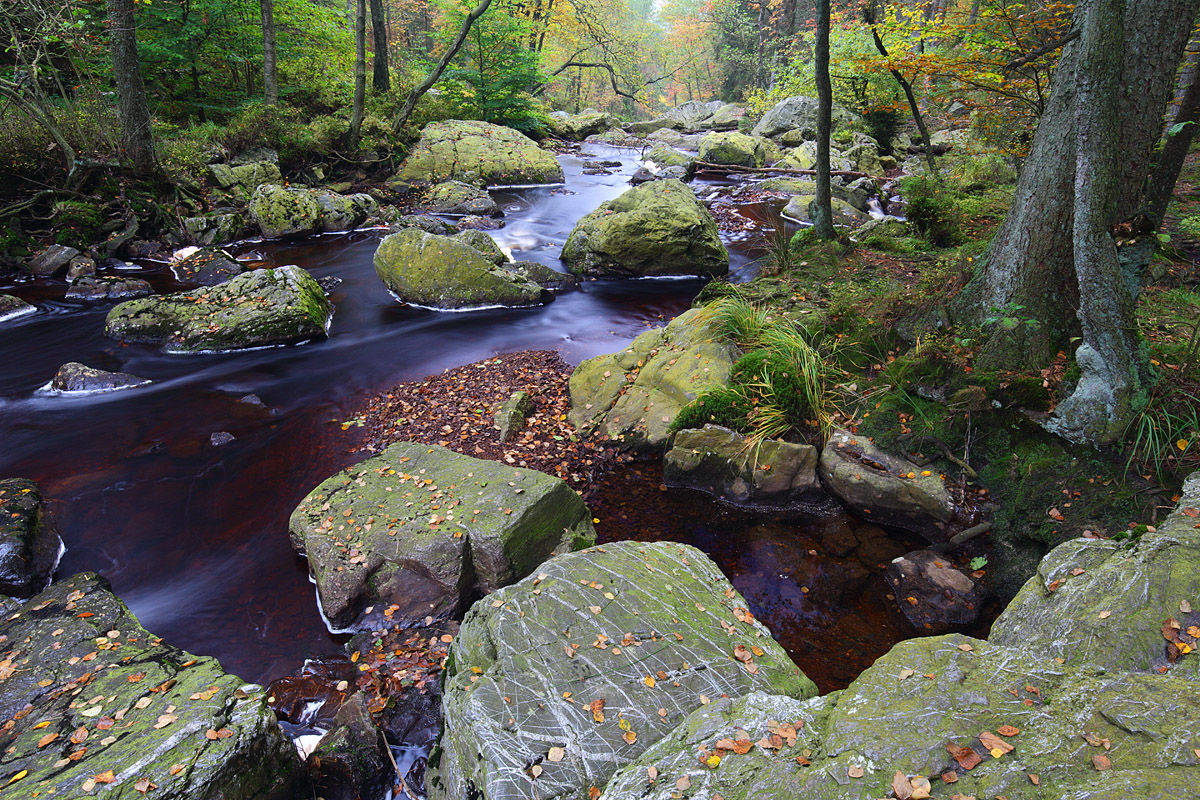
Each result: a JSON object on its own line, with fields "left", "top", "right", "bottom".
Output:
{"left": 0, "top": 146, "right": 900, "bottom": 696}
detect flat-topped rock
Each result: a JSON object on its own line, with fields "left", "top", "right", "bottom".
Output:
{"left": 664, "top": 425, "right": 822, "bottom": 507}
{"left": 396, "top": 120, "right": 565, "bottom": 188}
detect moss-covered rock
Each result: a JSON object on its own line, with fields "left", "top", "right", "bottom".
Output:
{"left": 248, "top": 184, "right": 323, "bottom": 239}
{"left": 427, "top": 541, "right": 816, "bottom": 800}
{"left": 664, "top": 425, "right": 821, "bottom": 507}
{"left": 451, "top": 229, "right": 507, "bottom": 265}
{"left": 209, "top": 160, "right": 281, "bottom": 192}
{"left": 781, "top": 195, "right": 869, "bottom": 228}
{"left": 104, "top": 266, "right": 332, "bottom": 353}
{"left": 698, "top": 132, "right": 766, "bottom": 167}
{"left": 421, "top": 181, "right": 502, "bottom": 217}
{"left": 288, "top": 442, "right": 596, "bottom": 632}
{"left": 0, "top": 478, "right": 62, "bottom": 597}
{"left": 560, "top": 180, "right": 727, "bottom": 278}
{"left": 644, "top": 143, "right": 694, "bottom": 170}
{"left": 182, "top": 213, "right": 245, "bottom": 247}
{"left": 549, "top": 111, "right": 617, "bottom": 141}
{"left": 373, "top": 228, "right": 546, "bottom": 309}
{"left": 396, "top": 120, "right": 565, "bottom": 187}
{"left": 313, "top": 191, "right": 377, "bottom": 232}
{"left": 569, "top": 308, "right": 740, "bottom": 451}
{"left": 752, "top": 96, "right": 859, "bottom": 140}
{"left": 0, "top": 572, "right": 305, "bottom": 799}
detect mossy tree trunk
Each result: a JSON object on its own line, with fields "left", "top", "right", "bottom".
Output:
{"left": 105, "top": 0, "right": 156, "bottom": 174}
{"left": 348, "top": 0, "right": 366, "bottom": 149}
{"left": 811, "top": 0, "right": 835, "bottom": 240}
{"left": 260, "top": 0, "right": 278, "bottom": 104}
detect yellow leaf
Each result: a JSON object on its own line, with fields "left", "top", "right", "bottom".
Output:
{"left": 7, "top": 770, "right": 27, "bottom": 785}
{"left": 643, "top": 675, "right": 656, "bottom": 688}
{"left": 1177, "top": 439, "right": 1189, "bottom": 452}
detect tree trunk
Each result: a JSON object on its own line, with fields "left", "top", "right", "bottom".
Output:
{"left": 105, "top": 0, "right": 156, "bottom": 174}
{"left": 348, "top": 0, "right": 366, "bottom": 149}
{"left": 1049, "top": 0, "right": 1144, "bottom": 444}
{"left": 1144, "top": 49, "right": 1200, "bottom": 228}
{"left": 956, "top": 0, "right": 1199, "bottom": 371}
{"left": 811, "top": 0, "right": 834, "bottom": 239}
{"left": 369, "top": 0, "right": 389, "bottom": 92}
{"left": 391, "top": 0, "right": 494, "bottom": 132}
{"left": 261, "top": 0, "right": 278, "bottom": 104}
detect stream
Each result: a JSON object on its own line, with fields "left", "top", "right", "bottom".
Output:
{"left": 0, "top": 145, "right": 917, "bottom": 705}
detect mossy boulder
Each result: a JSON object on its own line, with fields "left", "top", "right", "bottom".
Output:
{"left": 664, "top": 425, "right": 821, "bottom": 507}
{"left": 314, "top": 191, "right": 377, "bottom": 232}
{"left": 0, "top": 572, "right": 305, "bottom": 799}
{"left": 549, "top": 111, "right": 617, "bottom": 141}
{"left": 288, "top": 442, "right": 596, "bottom": 632}
{"left": 427, "top": 541, "right": 816, "bottom": 800}
{"left": 698, "top": 132, "right": 766, "bottom": 167}
{"left": 752, "top": 95, "right": 859, "bottom": 140}
{"left": 208, "top": 160, "right": 281, "bottom": 192}
{"left": 373, "top": 228, "right": 546, "bottom": 309}
{"left": 182, "top": 213, "right": 245, "bottom": 247}
{"left": 396, "top": 120, "right": 565, "bottom": 188}
{"left": 645, "top": 143, "right": 694, "bottom": 170}
{"left": 104, "top": 266, "right": 333, "bottom": 353}
{"left": 451, "top": 229, "right": 507, "bottom": 265}
{"left": 421, "top": 181, "right": 502, "bottom": 217}
{"left": 704, "top": 103, "right": 748, "bottom": 131}
{"left": 560, "top": 180, "right": 728, "bottom": 278}
{"left": 0, "top": 478, "right": 62, "bottom": 597}
{"left": 781, "top": 195, "right": 869, "bottom": 228}
{"left": 568, "top": 307, "right": 740, "bottom": 451}
{"left": 249, "top": 184, "right": 323, "bottom": 238}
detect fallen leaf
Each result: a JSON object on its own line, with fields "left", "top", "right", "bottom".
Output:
{"left": 997, "top": 725, "right": 1020, "bottom": 737}
{"left": 1092, "top": 753, "right": 1112, "bottom": 771}
{"left": 947, "top": 743, "right": 982, "bottom": 770}
{"left": 134, "top": 777, "right": 156, "bottom": 793}
{"left": 94, "top": 771, "right": 116, "bottom": 784}
{"left": 530, "top": 764, "right": 543, "bottom": 778}
{"left": 1029, "top": 773, "right": 1040, "bottom": 785}
{"left": 37, "top": 732, "right": 59, "bottom": 748}
{"left": 548, "top": 746, "right": 565, "bottom": 762}
{"left": 892, "top": 770, "right": 913, "bottom": 800}
{"left": 847, "top": 764, "right": 864, "bottom": 779}
{"left": 898, "top": 668, "right": 915, "bottom": 680}
{"left": 6, "top": 770, "right": 27, "bottom": 785}
{"left": 941, "top": 771, "right": 959, "bottom": 783}
{"left": 153, "top": 714, "right": 178, "bottom": 729}
{"left": 979, "top": 731, "right": 1015, "bottom": 757}
{"left": 647, "top": 766, "right": 657, "bottom": 781}
{"left": 910, "top": 776, "right": 932, "bottom": 800}
{"left": 623, "top": 730, "right": 637, "bottom": 744}
{"left": 676, "top": 775, "right": 691, "bottom": 790}
{"left": 643, "top": 675, "right": 656, "bottom": 688}
{"left": 589, "top": 698, "right": 605, "bottom": 723}
{"left": 1098, "top": 610, "right": 1112, "bottom": 619}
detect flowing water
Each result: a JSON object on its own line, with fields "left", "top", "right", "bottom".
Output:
{"left": 0, "top": 145, "right": 915, "bottom": 701}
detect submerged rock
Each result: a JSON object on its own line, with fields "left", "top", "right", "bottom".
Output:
{"left": 0, "top": 294, "right": 36, "bottom": 322}
{"left": 374, "top": 228, "right": 546, "bottom": 309}
{"left": 0, "top": 572, "right": 306, "bottom": 799}
{"left": 421, "top": 181, "right": 502, "bottom": 217}
{"left": 885, "top": 549, "right": 985, "bottom": 632}
{"left": 288, "top": 442, "right": 596, "bottom": 631}
{"left": 664, "top": 425, "right": 822, "bottom": 507}
{"left": 428, "top": 541, "right": 816, "bottom": 800}
{"left": 50, "top": 362, "right": 151, "bottom": 393}
{"left": 560, "top": 179, "right": 728, "bottom": 278}
{"left": 64, "top": 276, "right": 153, "bottom": 302}
{"left": 172, "top": 247, "right": 245, "bottom": 286}
{"left": 819, "top": 429, "right": 957, "bottom": 540}
{"left": 0, "top": 478, "right": 62, "bottom": 597}
{"left": 105, "top": 266, "right": 333, "bottom": 353}
{"left": 569, "top": 308, "right": 739, "bottom": 451}
{"left": 395, "top": 120, "right": 565, "bottom": 188}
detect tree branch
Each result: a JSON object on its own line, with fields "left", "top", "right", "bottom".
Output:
{"left": 1004, "top": 28, "right": 1080, "bottom": 71}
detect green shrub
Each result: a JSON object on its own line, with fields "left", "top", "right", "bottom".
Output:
{"left": 52, "top": 200, "right": 104, "bottom": 249}
{"left": 861, "top": 106, "right": 903, "bottom": 154}
{"left": 671, "top": 388, "right": 756, "bottom": 433}
{"left": 901, "top": 176, "right": 964, "bottom": 247}
{"left": 222, "top": 102, "right": 308, "bottom": 161}
{"left": 954, "top": 153, "right": 1017, "bottom": 192}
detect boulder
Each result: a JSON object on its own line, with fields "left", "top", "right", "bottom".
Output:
{"left": 752, "top": 95, "right": 859, "bottom": 140}
{"left": 27, "top": 244, "right": 80, "bottom": 278}
{"left": 288, "top": 442, "right": 596, "bottom": 632}
{"left": 0, "top": 294, "right": 37, "bottom": 322}
{"left": 644, "top": 143, "right": 694, "bottom": 171}
{"left": 249, "top": 184, "right": 323, "bottom": 238}
{"left": 314, "top": 191, "right": 377, "bottom": 232}
{"left": 456, "top": 214, "right": 505, "bottom": 231}
{"left": 64, "top": 276, "right": 153, "bottom": 303}
{"left": 549, "top": 111, "right": 617, "bottom": 140}
{"left": 373, "top": 228, "right": 546, "bottom": 309}
{"left": 702, "top": 103, "right": 748, "bottom": 131}
{"left": 427, "top": 541, "right": 816, "bottom": 800}
{"left": 646, "top": 129, "right": 705, "bottom": 150}
{"left": 50, "top": 362, "right": 151, "bottom": 393}
{"left": 758, "top": 177, "right": 818, "bottom": 195}
{"left": 506, "top": 260, "right": 579, "bottom": 292}
{"left": 172, "top": 246, "right": 245, "bottom": 286}
{"left": 990, "top": 471, "right": 1200, "bottom": 675}
{"left": 105, "top": 265, "right": 333, "bottom": 353}
{"left": 885, "top": 549, "right": 985, "bottom": 632}
{"left": 629, "top": 116, "right": 681, "bottom": 135}
{"left": 421, "top": 181, "right": 502, "bottom": 217}
{"left": 306, "top": 693, "right": 392, "bottom": 800}
{"left": 560, "top": 179, "right": 728, "bottom": 278}
{"left": 781, "top": 195, "right": 869, "bottom": 228}
{"left": 66, "top": 254, "right": 96, "bottom": 281}
{"left": 819, "top": 429, "right": 957, "bottom": 539}
{"left": 663, "top": 425, "right": 822, "bottom": 507}
{"left": 0, "top": 478, "right": 62, "bottom": 597}
{"left": 494, "top": 390, "right": 533, "bottom": 442}
{"left": 0, "top": 572, "right": 305, "bottom": 799}
{"left": 663, "top": 100, "right": 724, "bottom": 129}
{"left": 452, "top": 229, "right": 508, "bottom": 265}
{"left": 698, "top": 132, "right": 766, "bottom": 167}
{"left": 569, "top": 308, "right": 740, "bottom": 451}
{"left": 392, "top": 214, "right": 458, "bottom": 235}
{"left": 209, "top": 160, "right": 282, "bottom": 192}
{"left": 396, "top": 120, "right": 565, "bottom": 188}
{"left": 183, "top": 212, "right": 245, "bottom": 246}
{"left": 842, "top": 141, "right": 883, "bottom": 176}
{"left": 776, "top": 143, "right": 817, "bottom": 170}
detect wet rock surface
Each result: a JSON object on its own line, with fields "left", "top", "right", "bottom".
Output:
{"left": 307, "top": 693, "right": 392, "bottom": 800}
{"left": 26, "top": 245, "right": 80, "bottom": 278}
{"left": 420, "top": 181, "right": 502, "bottom": 217}
{"left": 288, "top": 441, "right": 596, "bottom": 631}
{"left": 105, "top": 265, "right": 333, "bottom": 353}
{"left": 0, "top": 572, "right": 305, "bottom": 799}
{"left": 50, "top": 362, "right": 151, "bottom": 393}
{"left": 664, "top": 425, "right": 823, "bottom": 507}
{"left": 428, "top": 541, "right": 816, "bottom": 800}
{"left": 64, "top": 276, "right": 154, "bottom": 302}
{"left": 885, "top": 548, "right": 985, "bottom": 632}
{"left": 0, "top": 478, "right": 62, "bottom": 597}
{"left": 0, "top": 294, "right": 36, "bottom": 322}
{"left": 172, "top": 247, "right": 245, "bottom": 286}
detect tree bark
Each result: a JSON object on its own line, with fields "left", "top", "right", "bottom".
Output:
{"left": 349, "top": 0, "right": 367, "bottom": 149}
{"left": 105, "top": 0, "right": 156, "bottom": 174}
{"left": 369, "top": 0, "right": 390, "bottom": 92}
{"left": 261, "top": 0, "right": 278, "bottom": 104}
{"left": 811, "top": 0, "right": 834, "bottom": 239}
{"left": 1144, "top": 48, "right": 1200, "bottom": 228}
{"left": 392, "top": 0, "right": 494, "bottom": 132}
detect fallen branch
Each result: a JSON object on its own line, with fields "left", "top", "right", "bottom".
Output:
{"left": 929, "top": 521, "right": 992, "bottom": 553}
{"left": 692, "top": 161, "right": 883, "bottom": 181}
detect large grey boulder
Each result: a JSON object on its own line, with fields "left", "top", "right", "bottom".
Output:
{"left": 549, "top": 111, "right": 617, "bottom": 141}
{"left": 560, "top": 180, "right": 728, "bottom": 278}
{"left": 27, "top": 244, "right": 80, "bottom": 278}
{"left": 698, "top": 132, "right": 766, "bottom": 167}
{"left": 50, "top": 362, "right": 151, "bottom": 393}
{"left": 751, "top": 96, "right": 858, "bottom": 140}
{"left": 374, "top": 228, "right": 546, "bottom": 309}
{"left": 396, "top": 120, "right": 565, "bottom": 187}
{"left": 701, "top": 103, "right": 748, "bottom": 131}
{"left": 0, "top": 478, "right": 62, "bottom": 597}
{"left": 427, "top": 541, "right": 816, "bottom": 800}
{"left": 289, "top": 442, "right": 596, "bottom": 632}
{"left": 0, "top": 572, "right": 306, "bottom": 799}
{"left": 105, "top": 266, "right": 333, "bottom": 353}
{"left": 663, "top": 100, "right": 723, "bottom": 129}
{"left": 664, "top": 425, "right": 821, "bottom": 507}
{"left": 569, "top": 308, "right": 740, "bottom": 451}
{"left": 819, "top": 429, "right": 957, "bottom": 540}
